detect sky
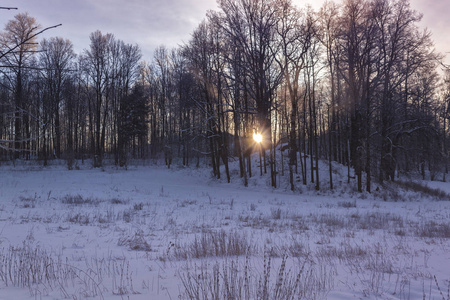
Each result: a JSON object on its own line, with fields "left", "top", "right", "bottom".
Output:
{"left": 0, "top": 0, "right": 449, "bottom": 66}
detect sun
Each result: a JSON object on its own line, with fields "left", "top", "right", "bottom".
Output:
{"left": 253, "top": 132, "right": 263, "bottom": 143}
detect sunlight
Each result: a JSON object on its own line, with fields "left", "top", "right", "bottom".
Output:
{"left": 253, "top": 132, "right": 263, "bottom": 143}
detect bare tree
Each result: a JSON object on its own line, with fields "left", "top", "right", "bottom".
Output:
{"left": 212, "top": 0, "right": 283, "bottom": 187}
{"left": 0, "top": 13, "right": 41, "bottom": 159}
{"left": 83, "top": 30, "right": 114, "bottom": 167}
{"left": 276, "top": 0, "right": 314, "bottom": 190}
{"left": 116, "top": 42, "right": 142, "bottom": 166}
{"left": 183, "top": 21, "right": 222, "bottom": 177}
{"left": 153, "top": 46, "right": 174, "bottom": 167}
{"left": 39, "top": 37, "right": 75, "bottom": 163}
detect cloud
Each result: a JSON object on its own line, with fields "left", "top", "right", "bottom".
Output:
{"left": 74, "top": 0, "right": 216, "bottom": 57}
{"left": 2, "top": 0, "right": 448, "bottom": 65}
{"left": 1, "top": 0, "right": 217, "bottom": 60}
{"left": 410, "top": 0, "right": 450, "bottom": 64}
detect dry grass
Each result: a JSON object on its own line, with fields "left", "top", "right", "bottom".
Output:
{"left": 0, "top": 244, "right": 108, "bottom": 298}
{"left": 61, "top": 194, "right": 100, "bottom": 206}
{"left": 337, "top": 200, "right": 357, "bottom": 208}
{"left": 395, "top": 180, "right": 450, "bottom": 201}
{"left": 179, "top": 255, "right": 334, "bottom": 300}
{"left": 171, "top": 229, "right": 252, "bottom": 260}
{"left": 118, "top": 229, "right": 152, "bottom": 251}
{"left": 417, "top": 221, "right": 450, "bottom": 239}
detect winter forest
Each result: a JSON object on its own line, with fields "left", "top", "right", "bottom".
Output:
{"left": 1, "top": 0, "right": 448, "bottom": 192}
{"left": 1, "top": 0, "right": 450, "bottom": 299}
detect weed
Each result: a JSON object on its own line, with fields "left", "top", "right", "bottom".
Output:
{"left": 374, "top": 184, "right": 407, "bottom": 202}
{"left": 179, "top": 255, "right": 333, "bottom": 300}
{"left": 66, "top": 213, "right": 90, "bottom": 225}
{"left": 417, "top": 221, "right": 450, "bottom": 239}
{"left": 338, "top": 200, "right": 357, "bottom": 208}
{"left": 19, "top": 195, "right": 37, "bottom": 208}
{"left": 179, "top": 199, "right": 197, "bottom": 207}
{"left": 118, "top": 230, "right": 152, "bottom": 251}
{"left": 97, "top": 207, "right": 115, "bottom": 223}
{"left": 271, "top": 208, "right": 282, "bottom": 220}
{"left": 172, "top": 229, "right": 252, "bottom": 260}
{"left": 62, "top": 195, "right": 99, "bottom": 206}
{"left": 0, "top": 244, "right": 104, "bottom": 298}
{"left": 133, "top": 202, "right": 144, "bottom": 211}
{"left": 285, "top": 238, "right": 309, "bottom": 258}
{"left": 110, "top": 198, "right": 128, "bottom": 205}
{"left": 122, "top": 209, "right": 135, "bottom": 223}
{"left": 433, "top": 275, "right": 450, "bottom": 300}
{"left": 396, "top": 181, "right": 450, "bottom": 201}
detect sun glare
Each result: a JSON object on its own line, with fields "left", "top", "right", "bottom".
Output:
{"left": 253, "top": 132, "right": 263, "bottom": 143}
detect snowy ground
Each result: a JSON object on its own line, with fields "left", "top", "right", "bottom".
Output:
{"left": 0, "top": 158, "right": 449, "bottom": 299}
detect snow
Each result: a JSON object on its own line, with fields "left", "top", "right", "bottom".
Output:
{"left": 0, "top": 158, "right": 449, "bottom": 299}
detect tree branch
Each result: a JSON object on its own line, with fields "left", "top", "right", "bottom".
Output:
{"left": 0, "top": 23, "right": 62, "bottom": 61}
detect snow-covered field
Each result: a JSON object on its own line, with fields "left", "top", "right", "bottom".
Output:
{"left": 0, "top": 159, "right": 449, "bottom": 299}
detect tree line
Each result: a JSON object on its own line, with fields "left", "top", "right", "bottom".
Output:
{"left": 1, "top": 0, "right": 449, "bottom": 192}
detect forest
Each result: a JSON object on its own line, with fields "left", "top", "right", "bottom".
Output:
{"left": 1, "top": 0, "right": 449, "bottom": 193}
